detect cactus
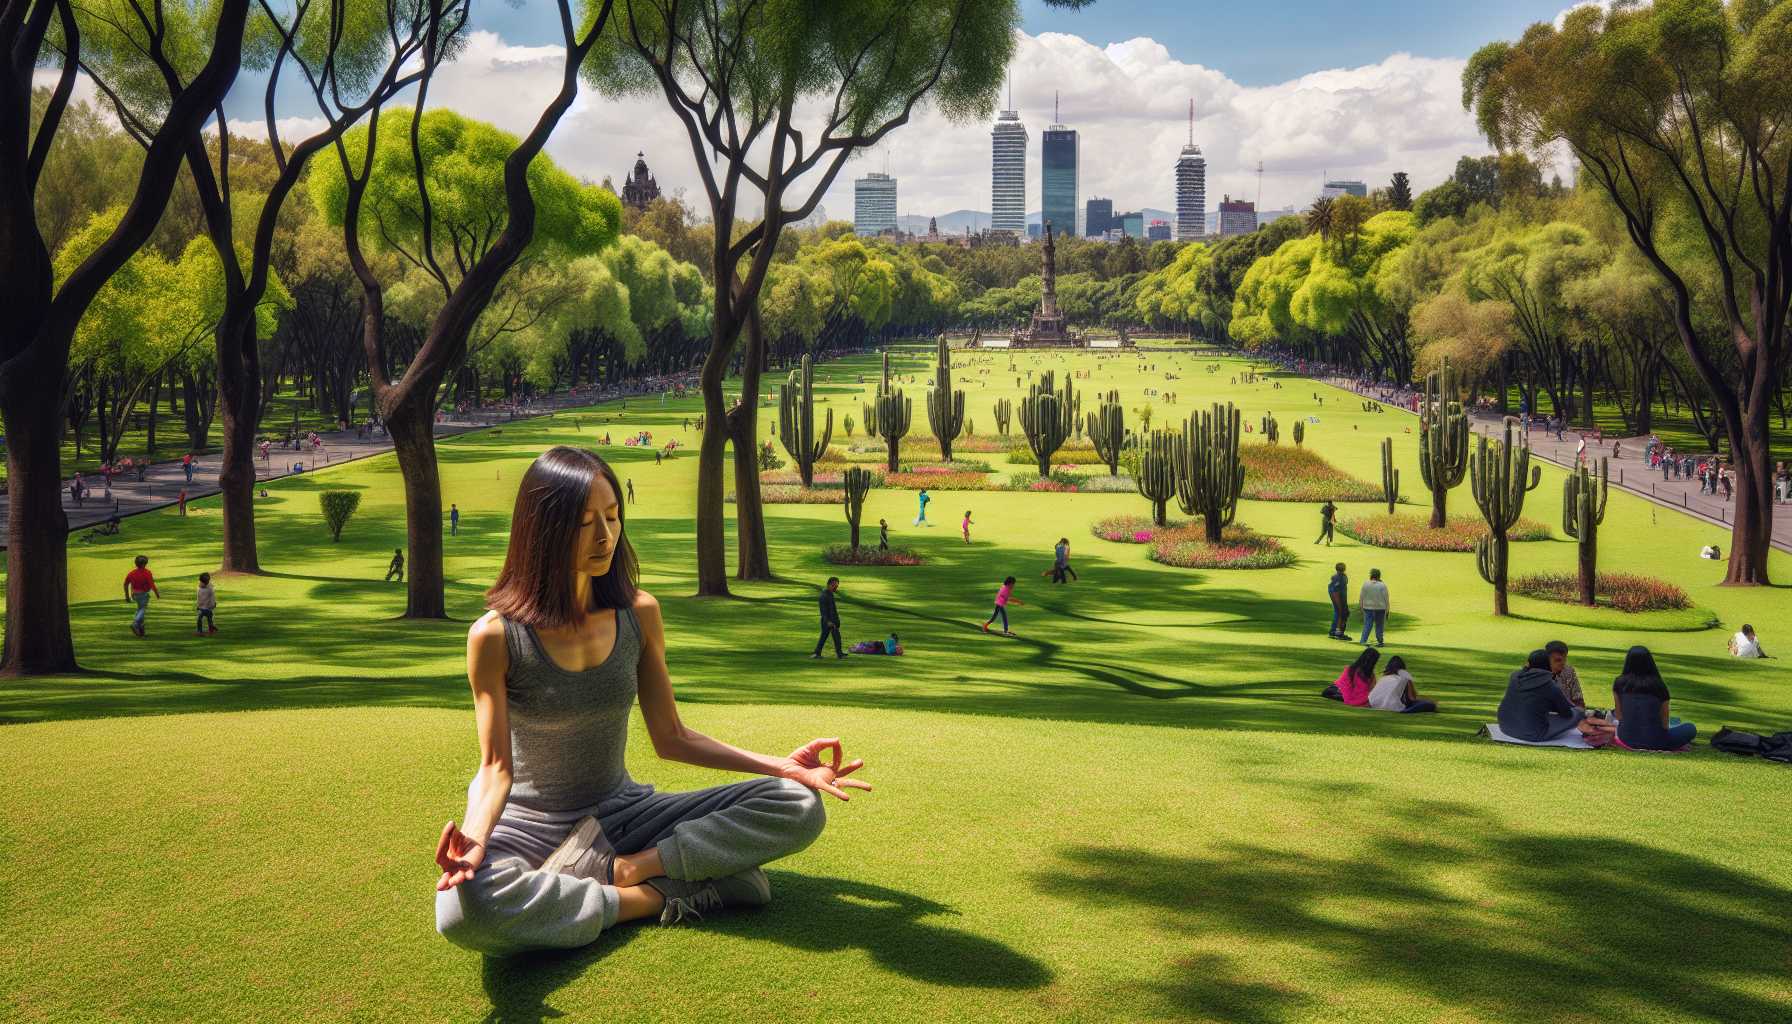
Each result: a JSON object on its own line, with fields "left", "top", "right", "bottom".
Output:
{"left": 843, "top": 467, "right": 875, "bottom": 550}
{"left": 1418, "top": 356, "right": 1470, "bottom": 528}
{"left": 1087, "top": 390, "right": 1125, "bottom": 476}
{"left": 1562, "top": 457, "right": 1609, "bottom": 606}
{"left": 993, "top": 397, "right": 1012, "bottom": 437}
{"left": 1379, "top": 437, "right": 1400, "bottom": 515}
{"left": 1020, "top": 370, "right": 1076, "bottom": 478}
{"left": 777, "top": 354, "right": 833, "bottom": 488}
{"left": 1135, "top": 430, "right": 1178, "bottom": 526}
{"left": 1470, "top": 417, "right": 1542, "bottom": 616}
{"left": 966, "top": 417, "right": 974, "bottom": 438}
{"left": 873, "top": 391, "right": 912, "bottom": 473}
{"left": 1174, "top": 402, "right": 1246, "bottom": 542}
{"left": 1292, "top": 420, "right": 1304, "bottom": 448}
{"left": 926, "top": 335, "right": 965, "bottom": 461}
{"left": 1262, "top": 414, "right": 1279, "bottom": 444}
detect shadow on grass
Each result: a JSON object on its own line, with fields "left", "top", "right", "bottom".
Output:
{"left": 476, "top": 874, "right": 1049, "bottom": 1023}
{"left": 1030, "top": 798, "right": 1792, "bottom": 1023}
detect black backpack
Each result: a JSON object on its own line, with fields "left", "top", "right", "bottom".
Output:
{"left": 1712, "top": 728, "right": 1765, "bottom": 756}
{"left": 1762, "top": 732, "right": 1792, "bottom": 764}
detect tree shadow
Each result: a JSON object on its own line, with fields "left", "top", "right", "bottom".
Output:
{"left": 1030, "top": 798, "right": 1792, "bottom": 1022}
{"left": 474, "top": 873, "right": 1048, "bottom": 1023}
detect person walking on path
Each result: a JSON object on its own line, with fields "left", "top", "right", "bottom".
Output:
{"left": 386, "top": 548, "right": 406, "bottom": 582}
{"left": 982, "top": 576, "right": 1024, "bottom": 636}
{"left": 195, "top": 573, "right": 217, "bottom": 635}
{"left": 1358, "top": 568, "right": 1390, "bottom": 647}
{"left": 627, "top": 479, "right": 636, "bottom": 505}
{"left": 450, "top": 503, "right": 461, "bottom": 536}
{"left": 124, "top": 555, "right": 159, "bottom": 637}
{"left": 434, "top": 447, "right": 869, "bottom": 955}
{"left": 811, "top": 577, "right": 845, "bottom": 660}
{"left": 1315, "top": 501, "right": 1337, "bottom": 546}
{"left": 182, "top": 453, "right": 195, "bottom": 484}
{"left": 914, "top": 489, "right": 931, "bottom": 526}
{"left": 1327, "top": 562, "right": 1350, "bottom": 640}
{"left": 878, "top": 519, "right": 889, "bottom": 551}
{"left": 961, "top": 510, "right": 973, "bottom": 544}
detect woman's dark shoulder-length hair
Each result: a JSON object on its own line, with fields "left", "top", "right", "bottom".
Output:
{"left": 486, "top": 446, "right": 638, "bottom": 627}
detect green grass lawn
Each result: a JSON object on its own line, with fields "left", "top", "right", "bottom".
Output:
{"left": 3, "top": 346, "right": 1790, "bottom": 1023}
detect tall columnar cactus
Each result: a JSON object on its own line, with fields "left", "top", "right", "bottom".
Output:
{"left": 993, "top": 398, "right": 1012, "bottom": 436}
{"left": 843, "top": 467, "right": 875, "bottom": 550}
{"left": 1292, "top": 420, "right": 1304, "bottom": 448}
{"left": 862, "top": 350, "right": 895, "bottom": 440}
{"left": 1471, "top": 417, "right": 1542, "bottom": 616}
{"left": 1418, "top": 356, "right": 1470, "bottom": 528}
{"left": 1135, "top": 430, "right": 1178, "bottom": 527}
{"left": 1562, "top": 457, "right": 1609, "bottom": 606}
{"left": 1174, "top": 402, "right": 1246, "bottom": 542}
{"left": 1087, "top": 390, "right": 1125, "bottom": 476}
{"left": 926, "top": 335, "right": 965, "bottom": 461}
{"left": 1262, "top": 414, "right": 1280, "bottom": 445}
{"left": 1380, "top": 436, "right": 1400, "bottom": 515}
{"left": 874, "top": 389, "right": 912, "bottom": 473}
{"left": 1020, "top": 371, "right": 1075, "bottom": 478}
{"left": 777, "top": 354, "right": 833, "bottom": 488}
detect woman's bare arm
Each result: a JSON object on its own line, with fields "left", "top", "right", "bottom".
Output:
{"left": 435, "top": 613, "right": 515, "bottom": 889}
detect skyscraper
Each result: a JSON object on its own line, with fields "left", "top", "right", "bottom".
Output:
{"left": 990, "top": 83, "right": 1027, "bottom": 235}
{"left": 1042, "top": 92, "right": 1079, "bottom": 238}
{"left": 1175, "top": 99, "right": 1206, "bottom": 241}
{"left": 854, "top": 172, "right": 898, "bottom": 236}
{"left": 1322, "top": 180, "right": 1369, "bottom": 199}
{"left": 1084, "top": 197, "right": 1115, "bottom": 238}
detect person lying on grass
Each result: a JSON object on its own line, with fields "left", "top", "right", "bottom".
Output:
{"left": 434, "top": 446, "right": 871, "bottom": 957}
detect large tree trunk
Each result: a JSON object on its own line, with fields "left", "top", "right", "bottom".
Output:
{"left": 0, "top": 384, "right": 77, "bottom": 675}
{"left": 728, "top": 306, "right": 771, "bottom": 580}
{"left": 388, "top": 395, "right": 447, "bottom": 617}
{"left": 183, "top": 371, "right": 204, "bottom": 449}
{"left": 1724, "top": 396, "right": 1774, "bottom": 586}
{"left": 215, "top": 313, "right": 263, "bottom": 573}
{"left": 694, "top": 343, "right": 733, "bottom": 596}
{"left": 146, "top": 371, "right": 161, "bottom": 454}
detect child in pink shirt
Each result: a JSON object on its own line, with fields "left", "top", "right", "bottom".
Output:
{"left": 982, "top": 576, "right": 1023, "bottom": 635}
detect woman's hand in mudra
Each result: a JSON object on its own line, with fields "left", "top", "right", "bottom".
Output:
{"left": 780, "top": 737, "right": 872, "bottom": 801}
{"left": 435, "top": 821, "right": 485, "bottom": 891}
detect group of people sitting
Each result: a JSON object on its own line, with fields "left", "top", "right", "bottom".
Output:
{"left": 1498, "top": 642, "right": 1697, "bottom": 751}
{"left": 1322, "top": 648, "right": 1438, "bottom": 714}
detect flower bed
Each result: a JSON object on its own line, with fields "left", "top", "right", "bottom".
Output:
{"left": 907, "top": 459, "right": 994, "bottom": 474}
{"left": 823, "top": 544, "right": 925, "bottom": 566}
{"left": 758, "top": 467, "right": 886, "bottom": 488}
{"left": 1512, "top": 573, "right": 1692, "bottom": 613}
{"left": 1071, "top": 474, "right": 1138, "bottom": 493}
{"left": 882, "top": 470, "right": 992, "bottom": 490}
{"left": 1239, "top": 445, "right": 1383, "bottom": 502}
{"left": 1091, "top": 514, "right": 1186, "bottom": 543}
{"left": 1336, "top": 513, "right": 1551, "bottom": 551}
{"left": 1148, "top": 525, "right": 1298, "bottom": 570}
{"left": 842, "top": 434, "right": 1008, "bottom": 459}
{"left": 994, "top": 471, "right": 1088, "bottom": 492}
{"left": 1007, "top": 445, "right": 1105, "bottom": 466}
{"left": 730, "top": 485, "right": 842, "bottom": 505}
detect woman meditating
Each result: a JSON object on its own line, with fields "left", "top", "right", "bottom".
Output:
{"left": 434, "top": 447, "right": 871, "bottom": 956}
{"left": 1611, "top": 646, "right": 1698, "bottom": 751}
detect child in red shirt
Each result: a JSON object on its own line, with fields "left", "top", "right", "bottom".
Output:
{"left": 123, "top": 555, "right": 159, "bottom": 637}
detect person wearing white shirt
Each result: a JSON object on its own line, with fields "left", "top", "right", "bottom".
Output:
{"left": 1729, "top": 624, "right": 1767, "bottom": 659}
{"left": 1358, "top": 569, "right": 1390, "bottom": 647}
{"left": 1367, "top": 656, "right": 1437, "bottom": 713}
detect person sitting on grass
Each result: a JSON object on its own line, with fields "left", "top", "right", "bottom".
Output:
{"left": 434, "top": 446, "right": 870, "bottom": 957}
{"left": 1612, "top": 646, "right": 1698, "bottom": 751}
{"left": 1498, "top": 650, "right": 1612, "bottom": 743}
{"left": 1322, "top": 647, "right": 1380, "bottom": 706}
{"left": 1729, "top": 624, "right": 1768, "bottom": 659}
{"left": 1367, "top": 655, "right": 1437, "bottom": 713}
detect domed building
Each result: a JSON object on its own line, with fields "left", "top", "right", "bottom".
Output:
{"left": 621, "top": 152, "right": 661, "bottom": 211}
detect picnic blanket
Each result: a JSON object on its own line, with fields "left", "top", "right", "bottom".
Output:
{"left": 1478, "top": 724, "right": 1596, "bottom": 749}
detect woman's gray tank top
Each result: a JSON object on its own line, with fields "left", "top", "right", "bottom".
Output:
{"left": 502, "top": 608, "right": 641, "bottom": 811}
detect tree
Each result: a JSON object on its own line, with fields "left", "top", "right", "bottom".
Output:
{"left": 320, "top": 491, "right": 362, "bottom": 541}
{"left": 1466, "top": 0, "right": 1786, "bottom": 583}
{"left": 1389, "top": 171, "right": 1414, "bottom": 212}
{"left": 2, "top": 0, "right": 249, "bottom": 675}
{"left": 313, "top": 4, "right": 621, "bottom": 617}
{"left": 585, "top": 0, "right": 1087, "bottom": 596}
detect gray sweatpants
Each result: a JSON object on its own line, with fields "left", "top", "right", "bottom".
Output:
{"left": 435, "top": 776, "right": 825, "bottom": 956}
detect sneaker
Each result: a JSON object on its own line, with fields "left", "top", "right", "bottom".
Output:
{"left": 809, "top": 653, "right": 822, "bottom": 659}
{"left": 981, "top": 622, "right": 990, "bottom": 633}
{"left": 541, "top": 815, "right": 615, "bottom": 883}
{"left": 648, "top": 868, "right": 771, "bottom": 924}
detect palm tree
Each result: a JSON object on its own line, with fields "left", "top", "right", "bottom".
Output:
{"left": 1306, "top": 197, "right": 1335, "bottom": 242}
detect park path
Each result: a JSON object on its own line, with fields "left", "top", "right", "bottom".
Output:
{"left": 1305, "top": 369, "right": 1792, "bottom": 555}
{"left": 2, "top": 378, "right": 692, "bottom": 548}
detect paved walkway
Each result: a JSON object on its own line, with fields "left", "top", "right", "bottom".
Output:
{"left": 4, "top": 378, "right": 693, "bottom": 548}
{"left": 1310, "top": 371, "right": 1792, "bottom": 554}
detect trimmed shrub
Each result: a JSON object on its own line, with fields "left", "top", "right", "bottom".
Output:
{"left": 823, "top": 544, "right": 925, "bottom": 566}
{"left": 1148, "top": 525, "right": 1297, "bottom": 570}
{"left": 319, "top": 491, "right": 361, "bottom": 541}
{"left": 1239, "top": 444, "right": 1383, "bottom": 502}
{"left": 1512, "top": 573, "right": 1692, "bottom": 613}
{"left": 1337, "top": 512, "right": 1551, "bottom": 552}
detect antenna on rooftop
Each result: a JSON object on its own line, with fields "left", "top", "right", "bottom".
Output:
{"left": 1188, "top": 98, "right": 1194, "bottom": 146}
{"left": 1257, "top": 160, "right": 1264, "bottom": 210}
{"left": 1054, "top": 90, "right": 1060, "bottom": 124}
{"left": 1007, "top": 74, "right": 1013, "bottom": 111}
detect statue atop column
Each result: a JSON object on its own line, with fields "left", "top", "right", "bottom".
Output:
{"left": 1012, "top": 220, "right": 1075, "bottom": 347}
{"left": 1040, "top": 221, "right": 1059, "bottom": 317}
